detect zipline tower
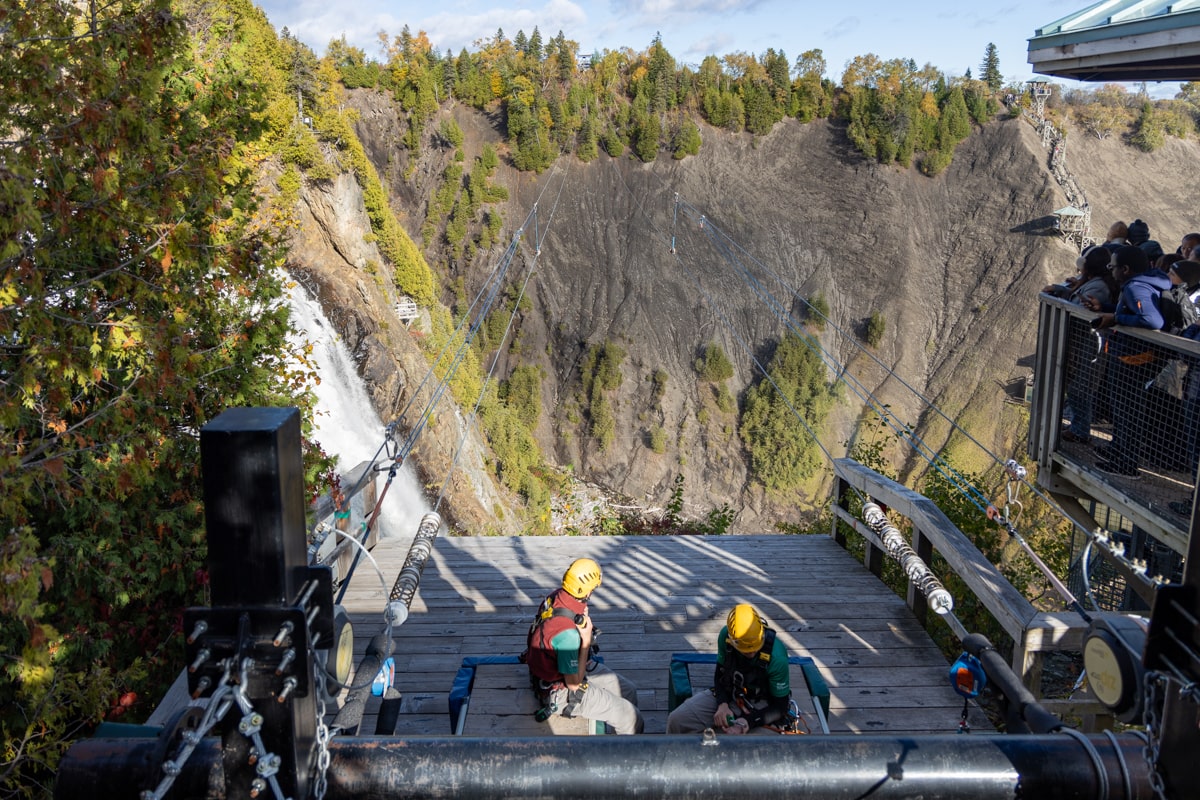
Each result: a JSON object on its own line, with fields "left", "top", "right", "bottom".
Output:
{"left": 1029, "top": 80, "right": 1053, "bottom": 146}
{"left": 1053, "top": 205, "right": 1091, "bottom": 249}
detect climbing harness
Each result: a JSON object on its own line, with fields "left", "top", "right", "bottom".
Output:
{"left": 763, "top": 699, "right": 810, "bottom": 735}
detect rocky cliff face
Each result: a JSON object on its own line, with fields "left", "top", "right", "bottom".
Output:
{"left": 285, "top": 170, "right": 523, "bottom": 535}
{"left": 299, "top": 92, "right": 1200, "bottom": 533}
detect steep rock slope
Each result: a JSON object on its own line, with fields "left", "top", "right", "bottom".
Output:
{"left": 1065, "top": 124, "right": 1199, "bottom": 250}
{"left": 342, "top": 93, "right": 1195, "bottom": 531}
{"left": 471, "top": 115, "right": 1067, "bottom": 528}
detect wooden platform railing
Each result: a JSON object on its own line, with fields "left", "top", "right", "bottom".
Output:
{"left": 829, "top": 458, "right": 1092, "bottom": 710}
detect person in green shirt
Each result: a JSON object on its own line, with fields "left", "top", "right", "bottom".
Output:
{"left": 666, "top": 603, "right": 791, "bottom": 734}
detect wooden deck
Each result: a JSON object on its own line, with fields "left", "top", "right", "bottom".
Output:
{"left": 338, "top": 534, "right": 992, "bottom": 736}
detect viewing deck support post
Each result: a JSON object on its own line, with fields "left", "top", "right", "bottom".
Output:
{"left": 1147, "top": 489, "right": 1200, "bottom": 798}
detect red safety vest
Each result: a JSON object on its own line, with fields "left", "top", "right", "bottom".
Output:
{"left": 524, "top": 588, "right": 587, "bottom": 684}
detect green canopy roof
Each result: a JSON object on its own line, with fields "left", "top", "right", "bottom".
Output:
{"left": 1028, "top": 0, "right": 1200, "bottom": 81}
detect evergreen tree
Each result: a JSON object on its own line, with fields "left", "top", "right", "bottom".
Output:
{"left": 739, "top": 334, "right": 833, "bottom": 491}
{"left": 1130, "top": 100, "right": 1165, "bottom": 152}
{"left": 980, "top": 43, "right": 1002, "bottom": 91}
{"left": 528, "top": 27, "right": 543, "bottom": 61}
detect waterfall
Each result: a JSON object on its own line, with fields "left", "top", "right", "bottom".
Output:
{"left": 287, "top": 282, "right": 430, "bottom": 542}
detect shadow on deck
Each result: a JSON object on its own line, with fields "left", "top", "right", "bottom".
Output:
{"left": 338, "top": 534, "right": 992, "bottom": 736}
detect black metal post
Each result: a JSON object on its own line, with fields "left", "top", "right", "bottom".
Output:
{"left": 195, "top": 407, "right": 320, "bottom": 800}
{"left": 202, "top": 407, "right": 309, "bottom": 605}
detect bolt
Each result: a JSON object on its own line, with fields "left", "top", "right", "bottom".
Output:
{"left": 186, "top": 620, "right": 208, "bottom": 644}
{"left": 276, "top": 648, "right": 295, "bottom": 676}
{"left": 249, "top": 778, "right": 267, "bottom": 798}
{"left": 256, "top": 753, "right": 281, "bottom": 777}
{"left": 239, "top": 712, "right": 264, "bottom": 735}
{"left": 188, "top": 648, "right": 210, "bottom": 674}
{"left": 277, "top": 676, "right": 298, "bottom": 703}
{"left": 273, "top": 621, "right": 294, "bottom": 647}
{"left": 190, "top": 676, "right": 211, "bottom": 700}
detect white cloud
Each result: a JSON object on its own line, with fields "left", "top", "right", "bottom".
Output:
{"left": 612, "top": 0, "right": 767, "bottom": 13}
{"left": 421, "top": 0, "right": 589, "bottom": 53}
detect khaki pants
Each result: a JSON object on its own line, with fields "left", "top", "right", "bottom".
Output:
{"left": 543, "top": 664, "right": 644, "bottom": 734}
{"left": 666, "top": 689, "right": 779, "bottom": 735}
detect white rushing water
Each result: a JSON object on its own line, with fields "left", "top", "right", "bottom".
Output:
{"left": 287, "top": 282, "right": 430, "bottom": 542}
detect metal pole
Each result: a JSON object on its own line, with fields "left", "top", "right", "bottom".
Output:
{"left": 963, "top": 633, "right": 1062, "bottom": 735}
{"left": 55, "top": 733, "right": 1154, "bottom": 800}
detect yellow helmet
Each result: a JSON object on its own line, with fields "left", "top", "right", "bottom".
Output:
{"left": 726, "top": 604, "right": 765, "bottom": 654}
{"left": 562, "top": 558, "right": 602, "bottom": 599}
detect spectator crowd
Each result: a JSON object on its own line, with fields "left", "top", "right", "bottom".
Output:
{"left": 1041, "top": 219, "right": 1200, "bottom": 515}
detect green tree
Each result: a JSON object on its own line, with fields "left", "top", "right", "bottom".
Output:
{"left": 695, "top": 343, "right": 735, "bottom": 382}
{"left": 0, "top": 1, "right": 328, "bottom": 791}
{"left": 672, "top": 119, "right": 702, "bottom": 159}
{"left": 1130, "top": 100, "right": 1165, "bottom": 152}
{"left": 865, "top": 312, "right": 887, "bottom": 347}
{"left": 808, "top": 293, "right": 830, "bottom": 329}
{"left": 979, "top": 43, "right": 1002, "bottom": 91}
{"left": 793, "top": 49, "right": 833, "bottom": 122}
{"left": 739, "top": 334, "right": 833, "bottom": 491}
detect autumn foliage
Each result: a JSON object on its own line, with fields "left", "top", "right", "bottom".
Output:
{"left": 0, "top": 2, "right": 325, "bottom": 794}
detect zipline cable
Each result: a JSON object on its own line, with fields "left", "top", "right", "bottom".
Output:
{"left": 636, "top": 173, "right": 1092, "bottom": 618}
{"left": 686, "top": 203, "right": 996, "bottom": 517}
{"left": 667, "top": 189, "right": 1138, "bottom": 607}
{"left": 327, "top": 167, "right": 569, "bottom": 601}
{"left": 432, "top": 165, "right": 570, "bottom": 514}
{"left": 685, "top": 201, "right": 1092, "bottom": 619}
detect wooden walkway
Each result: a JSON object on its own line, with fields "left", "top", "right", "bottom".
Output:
{"left": 338, "top": 534, "right": 992, "bottom": 736}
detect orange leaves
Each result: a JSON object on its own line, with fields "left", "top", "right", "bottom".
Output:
{"left": 160, "top": 248, "right": 172, "bottom": 272}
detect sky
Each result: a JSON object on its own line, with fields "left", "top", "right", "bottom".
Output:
{"left": 254, "top": 0, "right": 1180, "bottom": 96}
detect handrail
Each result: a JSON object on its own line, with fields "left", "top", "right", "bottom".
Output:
{"left": 829, "top": 458, "right": 1093, "bottom": 715}
{"left": 833, "top": 458, "right": 1038, "bottom": 637}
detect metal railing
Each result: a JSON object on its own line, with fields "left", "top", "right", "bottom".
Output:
{"left": 1030, "top": 294, "right": 1193, "bottom": 587}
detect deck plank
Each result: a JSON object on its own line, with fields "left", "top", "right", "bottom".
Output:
{"left": 337, "top": 534, "right": 992, "bottom": 736}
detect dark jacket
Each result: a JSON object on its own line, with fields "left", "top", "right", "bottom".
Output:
{"left": 1113, "top": 270, "right": 1171, "bottom": 331}
{"left": 1109, "top": 269, "right": 1172, "bottom": 362}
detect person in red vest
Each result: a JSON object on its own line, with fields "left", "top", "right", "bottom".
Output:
{"left": 524, "top": 558, "right": 643, "bottom": 734}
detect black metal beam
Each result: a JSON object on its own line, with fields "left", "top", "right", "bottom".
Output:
{"left": 54, "top": 733, "right": 1155, "bottom": 799}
